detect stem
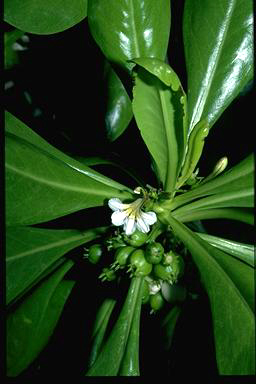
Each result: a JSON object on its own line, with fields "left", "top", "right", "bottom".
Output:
{"left": 147, "top": 222, "right": 164, "bottom": 242}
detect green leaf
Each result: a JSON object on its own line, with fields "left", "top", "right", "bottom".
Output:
{"left": 132, "top": 67, "right": 186, "bottom": 192}
{"left": 86, "top": 277, "right": 143, "bottom": 376}
{"left": 195, "top": 232, "right": 255, "bottom": 267}
{"left": 197, "top": 238, "right": 255, "bottom": 313}
{"left": 183, "top": 0, "right": 253, "bottom": 132}
{"left": 88, "top": 298, "right": 116, "bottom": 368}
{"left": 5, "top": 111, "right": 133, "bottom": 226}
{"left": 4, "top": 0, "right": 87, "bottom": 35}
{"left": 171, "top": 153, "right": 254, "bottom": 210}
{"left": 5, "top": 111, "right": 132, "bottom": 192}
{"left": 172, "top": 188, "right": 254, "bottom": 222}
{"left": 118, "top": 278, "right": 143, "bottom": 376}
{"left": 104, "top": 61, "right": 133, "bottom": 141}
{"left": 173, "top": 207, "right": 254, "bottom": 226}
{"left": 162, "top": 214, "right": 255, "bottom": 374}
{"left": 74, "top": 155, "right": 144, "bottom": 186}
{"left": 6, "top": 226, "right": 106, "bottom": 305}
{"left": 132, "top": 57, "right": 183, "bottom": 89}
{"left": 161, "top": 306, "right": 181, "bottom": 350}
{"left": 7, "top": 261, "right": 75, "bottom": 376}
{"left": 176, "top": 119, "right": 209, "bottom": 189}
{"left": 88, "top": 0, "right": 171, "bottom": 72}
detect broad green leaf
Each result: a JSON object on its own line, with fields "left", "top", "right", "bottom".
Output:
{"left": 7, "top": 261, "right": 75, "bottom": 376}
{"left": 104, "top": 61, "right": 133, "bottom": 141}
{"left": 176, "top": 119, "right": 209, "bottom": 189}
{"left": 172, "top": 188, "right": 254, "bottom": 222}
{"left": 74, "top": 154, "right": 144, "bottom": 186}
{"left": 196, "top": 238, "right": 255, "bottom": 313}
{"left": 5, "top": 112, "right": 133, "bottom": 226}
{"left": 163, "top": 214, "right": 255, "bottom": 374}
{"left": 4, "top": 0, "right": 87, "bottom": 35}
{"left": 132, "top": 67, "right": 185, "bottom": 192}
{"left": 88, "top": 0, "right": 170, "bottom": 72}
{"left": 132, "top": 57, "right": 183, "bottom": 89}
{"left": 86, "top": 277, "right": 143, "bottom": 376}
{"left": 88, "top": 298, "right": 116, "bottom": 368}
{"left": 161, "top": 306, "right": 181, "bottom": 350}
{"left": 118, "top": 277, "right": 143, "bottom": 376}
{"left": 196, "top": 232, "right": 255, "bottom": 267}
{"left": 5, "top": 111, "right": 132, "bottom": 192}
{"left": 183, "top": 0, "right": 253, "bottom": 133}
{"left": 6, "top": 226, "right": 106, "bottom": 305}
{"left": 171, "top": 153, "right": 254, "bottom": 210}
{"left": 173, "top": 207, "right": 254, "bottom": 226}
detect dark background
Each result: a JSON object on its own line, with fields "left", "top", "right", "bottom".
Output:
{"left": 4, "top": 0, "right": 254, "bottom": 378}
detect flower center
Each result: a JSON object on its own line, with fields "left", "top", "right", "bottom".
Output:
{"left": 124, "top": 198, "right": 144, "bottom": 219}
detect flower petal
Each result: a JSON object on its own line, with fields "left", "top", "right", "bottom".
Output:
{"left": 108, "top": 198, "right": 125, "bottom": 211}
{"left": 136, "top": 215, "right": 150, "bottom": 233}
{"left": 111, "top": 210, "right": 127, "bottom": 226}
{"left": 124, "top": 217, "right": 136, "bottom": 235}
{"left": 141, "top": 211, "right": 157, "bottom": 225}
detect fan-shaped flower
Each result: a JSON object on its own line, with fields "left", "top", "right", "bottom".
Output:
{"left": 108, "top": 197, "right": 157, "bottom": 236}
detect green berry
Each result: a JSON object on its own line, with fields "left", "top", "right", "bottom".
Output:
{"left": 145, "top": 242, "right": 164, "bottom": 264}
{"left": 129, "top": 249, "right": 152, "bottom": 277}
{"left": 124, "top": 229, "right": 148, "bottom": 247}
{"left": 150, "top": 292, "right": 165, "bottom": 312}
{"left": 88, "top": 244, "right": 103, "bottom": 264}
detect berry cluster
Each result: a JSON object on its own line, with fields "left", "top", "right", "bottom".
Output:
{"left": 84, "top": 229, "right": 184, "bottom": 313}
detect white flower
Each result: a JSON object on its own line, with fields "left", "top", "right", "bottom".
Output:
{"left": 145, "top": 277, "right": 162, "bottom": 295}
{"left": 108, "top": 197, "right": 157, "bottom": 236}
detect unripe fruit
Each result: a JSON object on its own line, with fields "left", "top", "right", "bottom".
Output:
{"left": 124, "top": 229, "right": 148, "bottom": 247}
{"left": 150, "top": 292, "right": 165, "bottom": 311}
{"left": 88, "top": 244, "right": 103, "bottom": 264}
{"left": 129, "top": 249, "right": 152, "bottom": 277}
{"left": 145, "top": 242, "right": 164, "bottom": 264}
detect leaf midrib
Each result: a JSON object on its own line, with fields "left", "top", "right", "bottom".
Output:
{"left": 6, "top": 163, "right": 117, "bottom": 197}
{"left": 173, "top": 187, "right": 253, "bottom": 214}
{"left": 14, "top": 262, "right": 73, "bottom": 373}
{"left": 129, "top": 0, "right": 140, "bottom": 58}
{"left": 159, "top": 88, "right": 172, "bottom": 187}
{"left": 6, "top": 234, "right": 87, "bottom": 262}
{"left": 189, "top": 0, "right": 236, "bottom": 132}
{"left": 168, "top": 216, "right": 254, "bottom": 319}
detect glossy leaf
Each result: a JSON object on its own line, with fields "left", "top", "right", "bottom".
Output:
{"left": 173, "top": 207, "right": 254, "bottom": 226}
{"left": 132, "top": 67, "right": 186, "bottom": 192}
{"left": 132, "top": 57, "right": 183, "bottom": 89}
{"left": 104, "top": 61, "right": 133, "bottom": 141}
{"left": 161, "top": 306, "right": 181, "bottom": 350}
{"left": 163, "top": 214, "right": 255, "bottom": 375}
{"left": 4, "top": 0, "right": 87, "bottom": 35}
{"left": 5, "top": 111, "right": 133, "bottom": 226}
{"left": 86, "top": 277, "right": 143, "bottom": 376}
{"left": 196, "top": 232, "right": 255, "bottom": 267}
{"left": 171, "top": 153, "right": 254, "bottom": 210}
{"left": 198, "top": 238, "right": 255, "bottom": 313}
{"left": 6, "top": 226, "right": 106, "bottom": 305}
{"left": 88, "top": 298, "right": 116, "bottom": 367}
{"left": 88, "top": 0, "right": 171, "bottom": 72}
{"left": 172, "top": 187, "right": 254, "bottom": 222}
{"left": 183, "top": 0, "right": 253, "bottom": 133}
{"left": 7, "top": 261, "right": 75, "bottom": 376}
{"left": 74, "top": 155, "right": 144, "bottom": 186}
{"left": 5, "top": 111, "right": 132, "bottom": 192}
{"left": 118, "top": 277, "right": 143, "bottom": 376}
{"left": 176, "top": 119, "right": 209, "bottom": 189}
